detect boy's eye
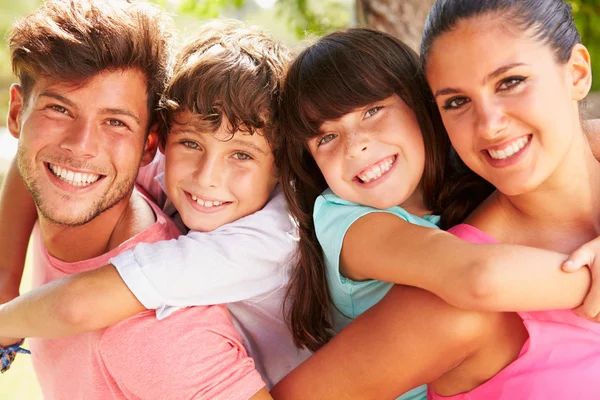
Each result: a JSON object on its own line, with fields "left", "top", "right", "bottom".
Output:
{"left": 364, "top": 106, "right": 383, "bottom": 118}
{"left": 181, "top": 140, "right": 200, "bottom": 150}
{"left": 498, "top": 76, "right": 526, "bottom": 91}
{"left": 233, "top": 152, "right": 253, "bottom": 161}
{"left": 442, "top": 96, "right": 470, "bottom": 110}
{"left": 317, "top": 133, "right": 337, "bottom": 147}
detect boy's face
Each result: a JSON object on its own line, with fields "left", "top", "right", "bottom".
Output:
{"left": 8, "top": 69, "right": 156, "bottom": 226}
{"left": 163, "top": 111, "right": 278, "bottom": 232}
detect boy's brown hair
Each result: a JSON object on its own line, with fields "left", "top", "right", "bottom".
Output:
{"left": 8, "top": 0, "right": 173, "bottom": 128}
{"left": 160, "top": 20, "right": 291, "bottom": 160}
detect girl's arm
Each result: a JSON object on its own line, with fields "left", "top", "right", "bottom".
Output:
{"left": 0, "top": 158, "right": 37, "bottom": 346}
{"left": 0, "top": 189, "right": 296, "bottom": 339}
{"left": 342, "top": 212, "right": 591, "bottom": 312}
{"left": 271, "top": 285, "right": 490, "bottom": 399}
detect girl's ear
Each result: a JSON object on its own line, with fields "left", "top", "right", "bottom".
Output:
{"left": 140, "top": 125, "right": 159, "bottom": 167}
{"left": 568, "top": 44, "right": 592, "bottom": 101}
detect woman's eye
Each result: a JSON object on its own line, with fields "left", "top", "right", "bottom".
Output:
{"left": 181, "top": 140, "right": 200, "bottom": 150}
{"left": 498, "top": 76, "right": 526, "bottom": 91}
{"left": 442, "top": 97, "right": 470, "bottom": 110}
{"left": 365, "top": 106, "right": 383, "bottom": 118}
{"left": 317, "top": 133, "right": 337, "bottom": 147}
{"left": 233, "top": 152, "right": 253, "bottom": 161}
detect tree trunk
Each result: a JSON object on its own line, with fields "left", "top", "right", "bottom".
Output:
{"left": 356, "top": 0, "right": 435, "bottom": 53}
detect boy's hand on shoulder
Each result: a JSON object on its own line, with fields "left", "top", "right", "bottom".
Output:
{"left": 563, "top": 236, "right": 600, "bottom": 321}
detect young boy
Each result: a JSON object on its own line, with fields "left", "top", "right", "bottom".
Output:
{"left": 0, "top": 18, "right": 310, "bottom": 388}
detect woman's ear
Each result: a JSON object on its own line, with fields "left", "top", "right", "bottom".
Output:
{"left": 569, "top": 44, "right": 592, "bottom": 101}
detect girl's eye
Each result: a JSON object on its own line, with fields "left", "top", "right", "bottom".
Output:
{"left": 364, "top": 106, "right": 383, "bottom": 118}
{"left": 317, "top": 133, "right": 337, "bottom": 147}
{"left": 442, "top": 97, "right": 470, "bottom": 110}
{"left": 181, "top": 140, "right": 200, "bottom": 150}
{"left": 498, "top": 76, "right": 526, "bottom": 91}
{"left": 233, "top": 152, "right": 253, "bottom": 161}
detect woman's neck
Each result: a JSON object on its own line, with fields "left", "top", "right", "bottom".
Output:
{"left": 467, "top": 133, "right": 600, "bottom": 252}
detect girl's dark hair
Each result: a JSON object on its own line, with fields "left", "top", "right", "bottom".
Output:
{"left": 421, "top": 0, "right": 581, "bottom": 67}
{"left": 279, "top": 28, "right": 492, "bottom": 351}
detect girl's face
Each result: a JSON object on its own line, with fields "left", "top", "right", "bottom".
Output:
{"left": 426, "top": 15, "right": 591, "bottom": 196}
{"left": 307, "top": 94, "right": 426, "bottom": 209}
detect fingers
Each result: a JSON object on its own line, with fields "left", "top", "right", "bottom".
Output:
{"left": 563, "top": 247, "right": 593, "bottom": 272}
{"left": 574, "top": 256, "right": 600, "bottom": 322}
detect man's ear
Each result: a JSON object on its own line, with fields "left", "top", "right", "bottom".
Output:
{"left": 141, "top": 124, "right": 159, "bottom": 167}
{"left": 7, "top": 84, "right": 25, "bottom": 139}
{"left": 569, "top": 44, "right": 593, "bottom": 101}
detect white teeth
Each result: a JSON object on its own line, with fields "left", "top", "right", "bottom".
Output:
{"left": 49, "top": 164, "right": 100, "bottom": 186}
{"left": 488, "top": 136, "right": 530, "bottom": 160}
{"left": 191, "top": 195, "right": 226, "bottom": 208}
{"left": 357, "top": 156, "right": 395, "bottom": 183}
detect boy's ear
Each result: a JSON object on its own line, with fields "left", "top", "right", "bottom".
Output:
{"left": 569, "top": 44, "right": 592, "bottom": 101}
{"left": 141, "top": 124, "right": 159, "bottom": 167}
{"left": 7, "top": 84, "right": 25, "bottom": 139}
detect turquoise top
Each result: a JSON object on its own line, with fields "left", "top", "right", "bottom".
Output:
{"left": 314, "top": 188, "right": 440, "bottom": 400}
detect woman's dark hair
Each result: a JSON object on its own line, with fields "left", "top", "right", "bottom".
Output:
{"left": 421, "top": 0, "right": 581, "bottom": 67}
{"left": 279, "top": 28, "right": 492, "bottom": 351}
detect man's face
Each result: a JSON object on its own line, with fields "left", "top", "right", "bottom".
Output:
{"left": 8, "top": 69, "right": 155, "bottom": 226}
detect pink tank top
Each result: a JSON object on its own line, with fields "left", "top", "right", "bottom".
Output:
{"left": 428, "top": 224, "right": 600, "bottom": 400}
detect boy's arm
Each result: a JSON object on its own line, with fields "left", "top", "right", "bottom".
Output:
{"left": 0, "top": 189, "right": 295, "bottom": 338}
{"left": 0, "top": 158, "right": 37, "bottom": 346}
{"left": 342, "top": 212, "right": 591, "bottom": 312}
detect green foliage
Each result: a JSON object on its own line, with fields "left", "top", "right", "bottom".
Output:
{"left": 569, "top": 0, "right": 600, "bottom": 90}
{"left": 274, "top": 0, "right": 350, "bottom": 38}
{"left": 175, "top": 0, "right": 246, "bottom": 19}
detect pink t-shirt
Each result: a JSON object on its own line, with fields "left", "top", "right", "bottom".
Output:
{"left": 428, "top": 224, "right": 600, "bottom": 400}
{"left": 29, "top": 190, "right": 266, "bottom": 400}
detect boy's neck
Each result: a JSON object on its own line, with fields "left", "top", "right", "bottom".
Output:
{"left": 39, "top": 189, "right": 156, "bottom": 263}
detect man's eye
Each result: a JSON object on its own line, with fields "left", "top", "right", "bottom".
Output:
{"left": 50, "top": 105, "right": 69, "bottom": 115}
{"left": 106, "top": 119, "right": 126, "bottom": 127}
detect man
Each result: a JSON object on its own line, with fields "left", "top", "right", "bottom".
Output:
{"left": 2, "top": 1, "right": 269, "bottom": 398}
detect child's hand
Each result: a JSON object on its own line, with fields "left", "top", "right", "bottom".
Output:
{"left": 563, "top": 237, "right": 600, "bottom": 321}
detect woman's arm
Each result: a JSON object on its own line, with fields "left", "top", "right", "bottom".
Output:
{"left": 271, "top": 285, "right": 487, "bottom": 399}
{"left": 342, "top": 212, "right": 591, "bottom": 312}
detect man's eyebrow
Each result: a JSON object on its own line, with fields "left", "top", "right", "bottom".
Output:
{"left": 434, "top": 63, "right": 528, "bottom": 98}
{"left": 100, "top": 108, "right": 141, "bottom": 124}
{"left": 39, "top": 90, "right": 76, "bottom": 108}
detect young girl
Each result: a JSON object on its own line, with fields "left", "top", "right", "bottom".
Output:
{"left": 271, "top": 0, "right": 600, "bottom": 398}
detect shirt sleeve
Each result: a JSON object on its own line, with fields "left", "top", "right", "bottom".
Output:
{"left": 135, "top": 151, "right": 167, "bottom": 208}
{"left": 99, "top": 307, "right": 266, "bottom": 400}
{"left": 109, "top": 186, "right": 298, "bottom": 318}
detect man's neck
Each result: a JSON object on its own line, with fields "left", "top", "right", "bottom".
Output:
{"left": 39, "top": 190, "right": 156, "bottom": 263}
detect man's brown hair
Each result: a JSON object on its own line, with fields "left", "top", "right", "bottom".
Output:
{"left": 8, "top": 0, "right": 174, "bottom": 127}
{"left": 161, "top": 20, "right": 291, "bottom": 160}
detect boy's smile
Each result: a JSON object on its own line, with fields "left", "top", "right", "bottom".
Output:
{"left": 164, "top": 111, "right": 278, "bottom": 232}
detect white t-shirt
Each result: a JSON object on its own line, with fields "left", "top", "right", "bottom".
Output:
{"left": 111, "top": 152, "right": 311, "bottom": 388}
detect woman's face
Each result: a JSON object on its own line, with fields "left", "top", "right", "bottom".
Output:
{"left": 425, "top": 14, "right": 591, "bottom": 196}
